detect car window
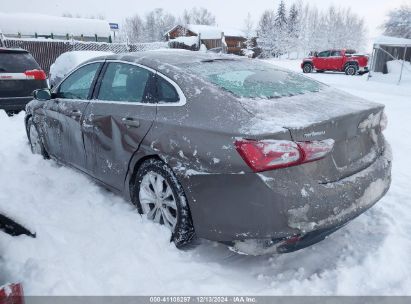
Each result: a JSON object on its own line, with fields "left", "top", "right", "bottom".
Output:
{"left": 184, "top": 60, "right": 323, "bottom": 99}
{"left": 98, "top": 62, "right": 152, "bottom": 103}
{"left": 331, "top": 51, "right": 342, "bottom": 56}
{"left": 156, "top": 76, "right": 179, "bottom": 103}
{"left": 0, "top": 52, "right": 40, "bottom": 72}
{"left": 57, "top": 63, "right": 100, "bottom": 100}
{"left": 317, "top": 51, "right": 331, "bottom": 58}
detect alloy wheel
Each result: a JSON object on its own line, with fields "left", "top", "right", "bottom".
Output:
{"left": 139, "top": 171, "right": 178, "bottom": 230}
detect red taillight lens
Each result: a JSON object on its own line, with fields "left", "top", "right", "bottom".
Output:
{"left": 24, "top": 69, "right": 47, "bottom": 80}
{"left": 297, "top": 139, "right": 335, "bottom": 163}
{"left": 235, "top": 139, "right": 334, "bottom": 172}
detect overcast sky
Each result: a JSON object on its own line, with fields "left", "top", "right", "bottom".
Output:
{"left": 2, "top": 0, "right": 410, "bottom": 45}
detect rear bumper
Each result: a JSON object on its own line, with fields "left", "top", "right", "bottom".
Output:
{"left": 0, "top": 96, "right": 32, "bottom": 111}
{"left": 181, "top": 143, "right": 392, "bottom": 247}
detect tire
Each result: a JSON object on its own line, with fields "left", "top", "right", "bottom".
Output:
{"left": 302, "top": 63, "right": 313, "bottom": 73}
{"left": 27, "top": 117, "right": 48, "bottom": 158}
{"left": 345, "top": 65, "right": 358, "bottom": 76}
{"left": 133, "top": 158, "right": 195, "bottom": 248}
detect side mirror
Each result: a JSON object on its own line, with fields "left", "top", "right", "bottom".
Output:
{"left": 33, "top": 89, "right": 51, "bottom": 101}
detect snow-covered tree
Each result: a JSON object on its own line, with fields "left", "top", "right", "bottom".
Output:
{"left": 257, "top": 9, "right": 276, "bottom": 57}
{"left": 143, "top": 9, "right": 176, "bottom": 42}
{"left": 124, "top": 8, "right": 175, "bottom": 43}
{"left": 257, "top": 1, "right": 367, "bottom": 58}
{"left": 124, "top": 14, "right": 144, "bottom": 43}
{"left": 182, "top": 7, "right": 216, "bottom": 25}
{"left": 383, "top": 5, "right": 411, "bottom": 38}
{"left": 242, "top": 13, "right": 255, "bottom": 56}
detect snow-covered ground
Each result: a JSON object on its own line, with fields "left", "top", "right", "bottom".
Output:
{"left": 0, "top": 59, "right": 410, "bottom": 295}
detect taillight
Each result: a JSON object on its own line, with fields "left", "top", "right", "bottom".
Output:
{"left": 24, "top": 69, "right": 47, "bottom": 80}
{"left": 235, "top": 139, "right": 334, "bottom": 172}
{"left": 297, "top": 139, "right": 335, "bottom": 163}
{"left": 380, "top": 111, "right": 388, "bottom": 131}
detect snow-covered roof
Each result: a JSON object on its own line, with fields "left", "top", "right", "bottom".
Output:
{"left": 186, "top": 24, "right": 222, "bottom": 40}
{"left": 222, "top": 28, "right": 246, "bottom": 38}
{"left": 0, "top": 13, "right": 111, "bottom": 37}
{"left": 374, "top": 35, "right": 411, "bottom": 47}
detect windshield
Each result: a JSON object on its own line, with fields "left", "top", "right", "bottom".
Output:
{"left": 184, "top": 59, "right": 324, "bottom": 99}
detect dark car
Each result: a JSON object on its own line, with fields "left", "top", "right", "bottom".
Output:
{"left": 25, "top": 51, "right": 391, "bottom": 255}
{"left": 0, "top": 48, "right": 48, "bottom": 113}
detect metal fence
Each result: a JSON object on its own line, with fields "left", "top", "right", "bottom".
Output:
{"left": 0, "top": 37, "right": 168, "bottom": 74}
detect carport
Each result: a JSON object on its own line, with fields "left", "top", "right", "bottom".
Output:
{"left": 369, "top": 35, "right": 411, "bottom": 84}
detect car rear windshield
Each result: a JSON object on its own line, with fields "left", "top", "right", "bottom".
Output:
{"left": 184, "top": 59, "right": 324, "bottom": 99}
{"left": 0, "top": 52, "right": 40, "bottom": 73}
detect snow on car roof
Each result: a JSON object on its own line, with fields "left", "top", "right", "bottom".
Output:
{"left": 100, "top": 49, "right": 242, "bottom": 67}
{"left": 0, "top": 13, "right": 111, "bottom": 37}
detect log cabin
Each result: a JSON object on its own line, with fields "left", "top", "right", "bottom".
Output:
{"left": 165, "top": 24, "right": 253, "bottom": 55}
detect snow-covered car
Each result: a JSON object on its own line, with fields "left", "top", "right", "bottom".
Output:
{"left": 49, "top": 51, "right": 113, "bottom": 87}
{"left": 25, "top": 50, "right": 391, "bottom": 255}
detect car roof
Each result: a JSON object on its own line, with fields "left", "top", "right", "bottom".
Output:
{"left": 85, "top": 49, "right": 243, "bottom": 70}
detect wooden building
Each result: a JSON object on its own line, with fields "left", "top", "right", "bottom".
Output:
{"left": 165, "top": 24, "right": 254, "bottom": 55}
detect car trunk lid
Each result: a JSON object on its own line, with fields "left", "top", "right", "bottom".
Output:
{"left": 239, "top": 87, "right": 385, "bottom": 183}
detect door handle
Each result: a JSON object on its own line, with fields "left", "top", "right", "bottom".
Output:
{"left": 122, "top": 117, "right": 140, "bottom": 128}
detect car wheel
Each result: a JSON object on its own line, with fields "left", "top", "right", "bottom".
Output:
{"left": 345, "top": 65, "right": 358, "bottom": 76}
{"left": 303, "top": 63, "right": 313, "bottom": 73}
{"left": 27, "top": 117, "right": 48, "bottom": 158}
{"left": 134, "top": 158, "right": 195, "bottom": 248}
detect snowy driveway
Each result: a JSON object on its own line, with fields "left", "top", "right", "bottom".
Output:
{"left": 0, "top": 60, "right": 410, "bottom": 295}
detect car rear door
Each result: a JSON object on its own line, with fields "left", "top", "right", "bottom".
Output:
{"left": 52, "top": 62, "right": 103, "bottom": 170}
{"left": 82, "top": 61, "right": 157, "bottom": 190}
{"left": 329, "top": 50, "right": 344, "bottom": 70}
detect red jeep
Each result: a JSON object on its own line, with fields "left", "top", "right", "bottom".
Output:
{"left": 301, "top": 49, "right": 369, "bottom": 75}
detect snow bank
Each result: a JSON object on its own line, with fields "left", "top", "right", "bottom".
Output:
{"left": 171, "top": 36, "right": 199, "bottom": 47}
{"left": 49, "top": 51, "right": 112, "bottom": 86}
{"left": 371, "top": 60, "right": 411, "bottom": 84}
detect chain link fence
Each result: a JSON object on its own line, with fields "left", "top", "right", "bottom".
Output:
{"left": 0, "top": 37, "right": 168, "bottom": 74}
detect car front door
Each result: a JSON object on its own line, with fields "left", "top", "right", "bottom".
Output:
{"left": 82, "top": 61, "right": 157, "bottom": 190}
{"left": 53, "top": 62, "right": 103, "bottom": 171}
{"left": 313, "top": 50, "right": 331, "bottom": 70}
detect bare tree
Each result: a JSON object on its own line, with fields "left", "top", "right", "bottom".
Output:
{"left": 125, "top": 14, "right": 144, "bottom": 43}
{"left": 383, "top": 5, "right": 411, "bottom": 38}
{"left": 182, "top": 7, "right": 216, "bottom": 25}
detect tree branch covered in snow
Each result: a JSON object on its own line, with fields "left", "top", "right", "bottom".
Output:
{"left": 382, "top": 5, "right": 411, "bottom": 39}
{"left": 123, "top": 7, "right": 216, "bottom": 43}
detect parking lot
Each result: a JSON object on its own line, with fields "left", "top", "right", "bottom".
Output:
{"left": 0, "top": 59, "right": 410, "bottom": 295}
